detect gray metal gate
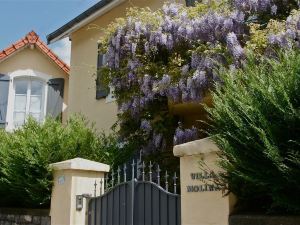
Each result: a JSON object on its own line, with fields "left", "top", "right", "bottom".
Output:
{"left": 88, "top": 160, "right": 181, "bottom": 225}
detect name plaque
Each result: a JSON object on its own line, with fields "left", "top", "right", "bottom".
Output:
{"left": 187, "top": 171, "right": 220, "bottom": 192}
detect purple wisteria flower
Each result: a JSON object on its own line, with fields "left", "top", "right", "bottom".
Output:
{"left": 267, "top": 13, "right": 300, "bottom": 49}
{"left": 191, "top": 53, "right": 201, "bottom": 69}
{"left": 127, "top": 72, "right": 136, "bottom": 82}
{"left": 193, "top": 70, "right": 206, "bottom": 87}
{"left": 162, "top": 3, "right": 180, "bottom": 17}
{"left": 144, "top": 42, "right": 150, "bottom": 53}
{"left": 166, "top": 34, "right": 174, "bottom": 50}
{"left": 156, "top": 74, "right": 171, "bottom": 95}
{"left": 231, "top": 10, "right": 245, "bottom": 23}
{"left": 153, "top": 132, "right": 163, "bottom": 148}
{"left": 271, "top": 5, "right": 277, "bottom": 15}
{"left": 131, "top": 96, "right": 140, "bottom": 116}
{"left": 167, "top": 86, "right": 180, "bottom": 102}
{"left": 226, "top": 32, "right": 245, "bottom": 61}
{"left": 173, "top": 123, "right": 198, "bottom": 145}
{"left": 140, "top": 119, "right": 152, "bottom": 133}
{"left": 234, "top": 0, "right": 272, "bottom": 13}
{"left": 141, "top": 75, "right": 152, "bottom": 95}
{"left": 120, "top": 101, "right": 131, "bottom": 112}
{"left": 131, "top": 43, "right": 137, "bottom": 55}
{"left": 181, "top": 64, "right": 190, "bottom": 75}
{"left": 103, "top": 2, "right": 254, "bottom": 152}
{"left": 173, "top": 126, "right": 185, "bottom": 145}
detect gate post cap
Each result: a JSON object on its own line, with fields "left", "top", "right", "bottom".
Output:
{"left": 173, "top": 137, "right": 220, "bottom": 157}
{"left": 50, "top": 157, "right": 110, "bottom": 172}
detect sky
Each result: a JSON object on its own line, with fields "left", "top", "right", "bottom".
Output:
{"left": 0, "top": 0, "right": 101, "bottom": 65}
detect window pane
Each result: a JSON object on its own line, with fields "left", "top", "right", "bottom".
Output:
{"left": 29, "top": 112, "right": 41, "bottom": 122}
{"left": 13, "top": 77, "right": 45, "bottom": 128}
{"left": 14, "top": 95, "right": 27, "bottom": 111}
{"left": 29, "top": 96, "right": 42, "bottom": 112}
{"left": 31, "top": 80, "right": 43, "bottom": 95}
{"left": 15, "top": 79, "right": 28, "bottom": 95}
{"left": 14, "top": 112, "right": 25, "bottom": 127}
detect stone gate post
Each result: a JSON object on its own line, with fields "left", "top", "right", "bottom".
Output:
{"left": 174, "top": 138, "right": 236, "bottom": 225}
{"left": 49, "top": 158, "right": 110, "bottom": 225}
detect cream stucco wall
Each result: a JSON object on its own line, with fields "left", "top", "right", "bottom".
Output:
{"left": 51, "top": 169, "right": 105, "bottom": 225}
{"left": 0, "top": 46, "right": 69, "bottom": 123}
{"left": 69, "top": 0, "right": 185, "bottom": 132}
{"left": 174, "top": 138, "right": 236, "bottom": 225}
{"left": 50, "top": 158, "right": 110, "bottom": 225}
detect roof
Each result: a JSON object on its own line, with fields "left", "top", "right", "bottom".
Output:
{"left": 0, "top": 31, "right": 70, "bottom": 74}
{"left": 47, "top": 0, "right": 124, "bottom": 44}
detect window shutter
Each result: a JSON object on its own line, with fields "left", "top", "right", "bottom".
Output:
{"left": 0, "top": 74, "right": 10, "bottom": 129}
{"left": 46, "top": 78, "right": 64, "bottom": 120}
{"left": 186, "top": 0, "right": 197, "bottom": 6}
{"left": 96, "top": 45, "right": 109, "bottom": 99}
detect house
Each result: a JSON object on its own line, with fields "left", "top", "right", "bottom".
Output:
{"left": 47, "top": 0, "right": 189, "bottom": 132}
{"left": 0, "top": 31, "right": 69, "bottom": 131}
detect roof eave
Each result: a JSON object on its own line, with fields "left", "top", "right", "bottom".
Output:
{"left": 0, "top": 31, "right": 70, "bottom": 75}
{"left": 47, "top": 0, "right": 126, "bottom": 44}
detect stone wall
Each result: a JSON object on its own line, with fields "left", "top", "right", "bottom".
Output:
{"left": 230, "top": 215, "right": 300, "bottom": 225}
{"left": 0, "top": 208, "right": 50, "bottom": 225}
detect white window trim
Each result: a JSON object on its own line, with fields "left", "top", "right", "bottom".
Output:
{"left": 105, "top": 85, "right": 116, "bottom": 103}
{"left": 6, "top": 69, "right": 52, "bottom": 131}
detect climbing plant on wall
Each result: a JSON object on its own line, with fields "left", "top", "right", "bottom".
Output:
{"left": 98, "top": 0, "right": 300, "bottom": 164}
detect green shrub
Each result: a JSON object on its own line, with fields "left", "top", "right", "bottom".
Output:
{"left": 207, "top": 50, "right": 300, "bottom": 213}
{"left": 0, "top": 116, "right": 132, "bottom": 208}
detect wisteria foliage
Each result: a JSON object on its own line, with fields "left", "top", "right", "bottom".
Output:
{"left": 99, "top": 1, "right": 300, "bottom": 153}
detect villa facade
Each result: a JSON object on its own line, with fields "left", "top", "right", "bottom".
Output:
{"left": 0, "top": 31, "right": 69, "bottom": 131}
{"left": 47, "top": 0, "right": 188, "bottom": 132}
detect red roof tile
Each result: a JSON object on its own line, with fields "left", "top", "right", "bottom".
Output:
{"left": 14, "top": 40, "right": 25, "bottom": 49}
{"left": 47, "top": 51, "right": 57, "bottom": 61}
{"left": 0, "top": 53, "right": 6, "bottom": 60}
{"left": 5, "top": 46, "right": 15, "bottom": 55}
{"left": 0, "top": 31, "right": 69, "bottom": 74}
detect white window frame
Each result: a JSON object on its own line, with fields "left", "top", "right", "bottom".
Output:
{"left": 6, "top": 69, "right": 52, "bottom": 131}
{"left": 105, "top": 85, "right": 116, "bottom": 103}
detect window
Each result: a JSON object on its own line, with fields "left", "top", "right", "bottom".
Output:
{"left": 13, "top": 78, "right": 46, "bottom": 127}
{"left": 96, "top": 48, "right": 115, "bottom": 102}
{"left": 0, "top": 70, "right": 65, "bottom": 131}
{"left": 96, "top": 52, "right": 109, "bottom": 99}
{"left": 186, "top": 0, "right": 199, "bottom": 7}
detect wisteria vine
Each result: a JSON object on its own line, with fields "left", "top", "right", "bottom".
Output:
{"left": 99, "top": 0, "right": 300, "bottom": 156}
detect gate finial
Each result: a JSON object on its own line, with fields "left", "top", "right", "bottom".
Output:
{"left": 111, "top": 169, "right": 115, "bottom": 187}
{"left": 156, "top": 164, "right": 161, "bottom": 186}
{"left": 117, "top": 166, "right": 121, "bottom": 184}
{"left": 149, "top": 161, "right": 153, "bottom": 182}
{"left": 94, "top": 180, "right": 97, "bottom": 197}
{"left": 142, "top": 161, "right": 146, "bottom": 181}
{"left": 123, "top": 163, "right": 127, "bottom": 182}
{"left": 173, "top": 172, "right": 178, "bottom": 194}
{"left": 131, "top": 159, "right": 135, "bottom": 180}
{"left": 104, "top": 173, "right": 108, "bottom": 192}
{"left": 165, "top": 171, "right": 169, "bottom": 192}
{"left": 100, "top": 178, "right": 103, "bottom": 196}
